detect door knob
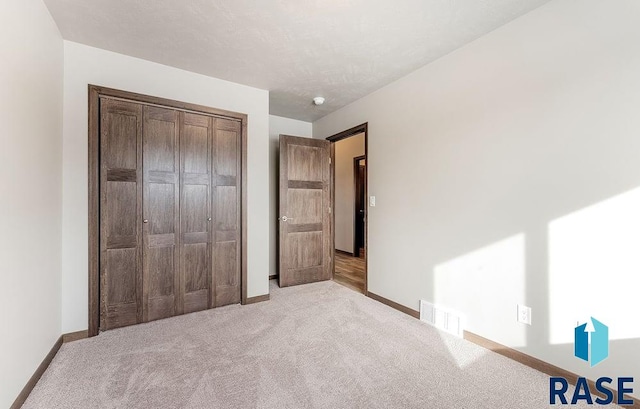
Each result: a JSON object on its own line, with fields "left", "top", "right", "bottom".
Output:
{"left": 143, "top": 219, "right": 149, "bottom": 223}
{"left": 207, "top": 217, "right": 212, "bottom": 221}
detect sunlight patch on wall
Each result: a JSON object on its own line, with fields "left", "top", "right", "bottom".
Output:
{"left": 434, "top": 233, "right": 527, "bottom": 349}
{"left": 549, "top": 187, "right": 640, "bottom": 345}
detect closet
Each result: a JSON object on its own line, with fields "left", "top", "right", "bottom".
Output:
{"left": 94, "top": 88, "right": 244, "bottom": 332}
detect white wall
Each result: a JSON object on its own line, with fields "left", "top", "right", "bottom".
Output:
{"left": 268, "top": 116, "right": 313, "bottom": 277}
{"left": 62, "top": 41, "right": 270, "bottom": 333}
{"left": 0, "top": 0, "right": 63, "bottom": 406}
{"left": 335, "top": 133, "right": 365, "bottom": 253}
{"left": 314, "top": 0, "right": 640, "bottom": 393}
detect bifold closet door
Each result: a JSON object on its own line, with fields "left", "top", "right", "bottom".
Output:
{"left": 143, "top": 106, "right": 181, "bottom": 321}
{"left": 212, "top": 118, "right": 242, "bottom": 306}
{"left": 99, "top": 97, "right": 242, "bottom": 330}
{"left": 99, "top": 99, "right": 143, "bottom": 330}
{"left": 180, "top": 112, "right": 213, "bottom": 313}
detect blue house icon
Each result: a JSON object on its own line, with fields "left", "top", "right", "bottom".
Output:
{"left": 574, "top": 317, "right": 609, "bottom": 367}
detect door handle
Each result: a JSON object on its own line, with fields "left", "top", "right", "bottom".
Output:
{"left": 143, "top": 219, "right": 149, "bottom": 224}
{"left": 279, "top": 216, "right": 293, "bottom": 222}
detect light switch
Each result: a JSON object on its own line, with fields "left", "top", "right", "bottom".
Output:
{"left": 369, "top": 196, "right": 376, "bottom": 207}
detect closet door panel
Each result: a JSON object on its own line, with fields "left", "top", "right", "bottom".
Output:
{"left": 145, "top": 117, "right": 177, "bottom": 171}
{"left": 213, "top": 118, "right": 241, "bottom": 306}
{"left": 182, "top": 185, "right": 208, "bottom": 233}
{"left": 215, "top": 129, "right": 238, "bottom": 177}
{"left": 104, "top": 248, "right": 138, "bottom": 326}
{"left": 183, "top": 244, "right": 209, "bottom": 313}
{"left": 148, "top": 183, "right": 177, "bottom": 234}
{"left": 215, "top": 186, "right": 238, "bottom": 231}
{"left": 215, "top": 241, "right": 238, "bottom": 287}
{"left": 104, "top": 110, "right": 137, "bottom": 170}
{"left": 146, "top": 246, "right": 176, "bottom": 321}
{"left": 100, "top": 98, "right": 143, "bottom": 330}
{"left": 180, "top": 113, "right": 212, "bottom": 313}
{"left": 106, "top": 182, "right": 137, "bottom": 240}
{"left": 143, "top": 106, "right": 180, "bottom": 321}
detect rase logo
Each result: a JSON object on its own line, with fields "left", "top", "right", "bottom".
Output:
{"left": 550, "top": 317, "right": 635, "bottom": 406}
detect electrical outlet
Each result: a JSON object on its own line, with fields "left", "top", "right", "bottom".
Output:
{"left": 517, "top": 304, "right": 532, "bottom": 325}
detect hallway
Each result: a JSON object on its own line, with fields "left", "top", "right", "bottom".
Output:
{"left": 333, "top": 251, "right": 365, "bottom": 294}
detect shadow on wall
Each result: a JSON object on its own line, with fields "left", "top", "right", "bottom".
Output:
{"left": 429, "top": 186, "right": 640, "bottom": 395}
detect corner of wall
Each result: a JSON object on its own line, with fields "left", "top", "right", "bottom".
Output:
{"left": 0, "top": 0, "right": 65, "bottom": 407}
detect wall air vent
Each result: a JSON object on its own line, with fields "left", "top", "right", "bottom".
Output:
{"left": 419, "top": 300, "right": 465, "bottom": 338}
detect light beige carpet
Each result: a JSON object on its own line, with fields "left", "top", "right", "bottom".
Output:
{"left": 23, "top": 281, "right": 615, "bottom": 408}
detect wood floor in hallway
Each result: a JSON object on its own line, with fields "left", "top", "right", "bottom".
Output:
{"left": 333, "top": 251, "right": 365, "bottom": 293}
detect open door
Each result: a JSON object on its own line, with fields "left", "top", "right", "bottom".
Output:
{"left": 279, "top": 135, "right": 331, "bottom": 287}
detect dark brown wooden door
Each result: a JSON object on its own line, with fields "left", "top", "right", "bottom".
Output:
{"left": 98, "top": 95, "right": 243, "bottom": 331}
{"left": 279, "top": 135, "right": 331, "bottom": 287}
{"left": 180, "top": 112, "right": 212, "bottom": 313}
{"left": 212, "top": 118, "right": 241, "bottom": 306}
{"left": 99, "top": 98, "right": 143, "bottom": 330}
{"left": 143, "top": 106, "right": 180, "bottom": 322}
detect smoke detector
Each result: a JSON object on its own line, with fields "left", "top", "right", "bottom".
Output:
{"left": 313, "top": 97, "right": 325, "bottom": 106}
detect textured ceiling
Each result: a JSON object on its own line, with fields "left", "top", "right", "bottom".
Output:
{"left": 43, "top": 0, "right": 550, "bottom": 122}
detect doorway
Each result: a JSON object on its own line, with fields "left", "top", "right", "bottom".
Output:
{"left": 327, "top": 124, "right": 368, "bottom": 294}
{"left": 353, "top": 155, "right": 366, "bottom": 259}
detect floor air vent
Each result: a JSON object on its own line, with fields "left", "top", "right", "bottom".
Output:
{"left": 420, "top": 300, "right": 465, "bottom": 338}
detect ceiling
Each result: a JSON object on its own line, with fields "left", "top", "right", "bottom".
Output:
{"left": 43, "top": 0, "right": 550, "bottom": 122}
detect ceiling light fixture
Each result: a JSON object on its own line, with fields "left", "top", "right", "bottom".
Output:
{"left": 313, "top": 97, "right": 325, "bottom": 106}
